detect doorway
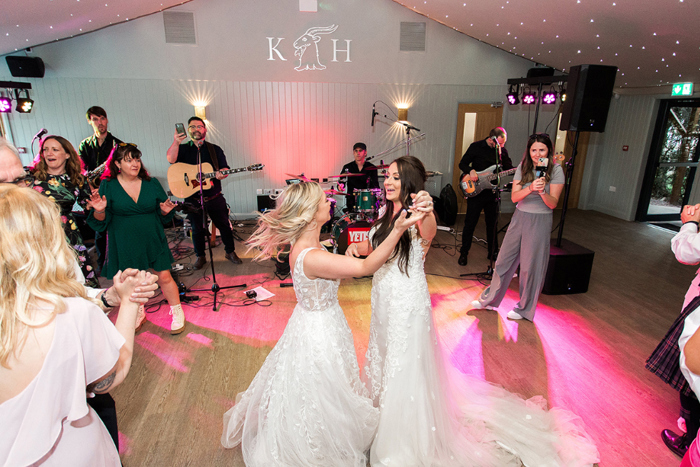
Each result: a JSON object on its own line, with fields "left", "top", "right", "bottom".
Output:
{"left": 452, "top": 104, "right": 503, "bottom": 214}
{"left": 636, "top": 99, "right": 700, "bottom": 222}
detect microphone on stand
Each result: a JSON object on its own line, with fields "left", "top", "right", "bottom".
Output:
{"left": 371, "top": 103, "right": 376, "bottom": 127}
{"left": 34, "top": 128, "right": 47, "bottom": 141}
{"left": 535, "top": 157, "right": 549, "bottom": 179}
{"left": 405, "top": 124, "right": 421, "bottom": 132}
{"left": 490, "top": 135, "right": 500, "bottom": 146}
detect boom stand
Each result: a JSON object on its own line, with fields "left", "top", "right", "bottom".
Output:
{"left": 460, "top": 142, "right": 504, "bottom": 280}
{"left": 188, "top": 143, "right": 246, "bottom": 310}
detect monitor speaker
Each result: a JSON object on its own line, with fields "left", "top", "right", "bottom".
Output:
{"left": 559, "top": 65, "right": 617, "bottom": 133}
{"left": 5, "top": 56, "right": 45, "bottom": 78}
{"left": 541, "top": 239, "right": 594, "bottom": 295}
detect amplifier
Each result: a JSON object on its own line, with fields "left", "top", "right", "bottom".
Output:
{"left": 542, "top": 239, "right": 594, "bottom": 295}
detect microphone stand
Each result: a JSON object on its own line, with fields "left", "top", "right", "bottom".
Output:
{"left": 461, "top": 140, "right": 503, "bottom": 280}
{"left": 187, "top": 142, "right": 246, "bottom": 311}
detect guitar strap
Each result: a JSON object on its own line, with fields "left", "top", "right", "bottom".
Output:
{"left": 205, "top": 141, "right": 220, "bottom": 172}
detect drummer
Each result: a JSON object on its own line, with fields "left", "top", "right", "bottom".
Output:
{"left": 339, "top": 142, "right": 380, "bottom": 212}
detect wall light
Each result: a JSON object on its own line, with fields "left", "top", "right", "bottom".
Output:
{"left": 397, "top": 103, "right": 409, "bottom": 122}
{"left": 194, "top": 104, "right": 206, "bottom": 120}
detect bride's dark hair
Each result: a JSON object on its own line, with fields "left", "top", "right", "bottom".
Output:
{"left": 371, "top": 156, "right": 427, "bottom": 275}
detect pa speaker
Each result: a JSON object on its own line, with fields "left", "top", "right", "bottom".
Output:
{"left": 5, "top": 56, "right": 45, "bottom": 78}
{"left": 541, "top": 239, "right": 594, "bottom": 295}
{"left": 559, "top": 65, "right": 617, "bottom": 133}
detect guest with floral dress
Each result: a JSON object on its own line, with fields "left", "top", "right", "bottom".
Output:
{"left": 29, "top": 135, "right": 100, "bottom": 288}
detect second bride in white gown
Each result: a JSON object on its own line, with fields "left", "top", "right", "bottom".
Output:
{"left": 348, "top": 156, "right": 599, "bottom": 467}
{"left": 221, "top": 181, "right": 425, "bottom": 466}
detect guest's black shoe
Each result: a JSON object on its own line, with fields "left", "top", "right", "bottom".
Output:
{"left": 193, "top": 256, "right": 207, "bottom": 270}
{"left": 225, "top": 252, "right": 243, "bottom": 264}
{"left": 662, "top": 429, "right": 690, "bottom": 457}
{"left": 458, "top": 253, "right": 468, "bottom": 266}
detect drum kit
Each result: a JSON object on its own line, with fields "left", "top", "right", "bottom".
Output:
{"left": 285, "top": 169, "right": 388, "bottom": 254}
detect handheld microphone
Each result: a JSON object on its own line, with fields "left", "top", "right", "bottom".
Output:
{"left": 33, "top": 128, "right": 47, "bottom": 140}
{"left": 371, "top": 103, "right": 376, "bottom": 127}
{"left": 535, "top": 157, "right": 549, "bottom": 178}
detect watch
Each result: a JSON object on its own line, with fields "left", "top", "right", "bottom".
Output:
{"left": 101, "top": 290, "right": 113, "bottom": 308}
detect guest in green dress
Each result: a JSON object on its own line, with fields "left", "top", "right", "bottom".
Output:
{"left": 88, "top": 143, "right": 185, "bottom": 334}
{"left": 30, "top": 135, "right": 100, "bottom": 288}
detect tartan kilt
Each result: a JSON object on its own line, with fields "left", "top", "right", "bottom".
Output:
{"left": 646, "top": 295, "right": 700, "bottom": 398}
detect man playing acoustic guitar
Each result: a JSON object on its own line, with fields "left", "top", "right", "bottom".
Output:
{"left": 166, "top": 116, "right": 242, "bottom": 269}
{"left": 457, "top": 127, "right": 513, "bottom": 266}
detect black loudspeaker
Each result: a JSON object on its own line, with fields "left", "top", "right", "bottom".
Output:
{"left": 541, "top": 239, "right": 594, "bottom": 295}
{"left": 5, "top": 56, "right": 45, "bottom": 78}
{"left": 559, "top": 65, "right": 617, "bottom": 133}
{"left": 257, "top": 194, "right": 276, "bottom": 212}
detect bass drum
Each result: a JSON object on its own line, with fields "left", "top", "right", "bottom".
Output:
{"left": 331, "top": 213, "right": 372, "bottom": 255}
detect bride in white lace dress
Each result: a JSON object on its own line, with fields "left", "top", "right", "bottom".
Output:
{"left": 221, "top": 181, "right": 425, "bottom": 466}
{"left": 347, "top": 156, "right": 599, "bottom": 467}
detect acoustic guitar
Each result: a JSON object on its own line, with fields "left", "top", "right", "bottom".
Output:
{"left": 168, "top": 162, "right": 264, "bottom": 199}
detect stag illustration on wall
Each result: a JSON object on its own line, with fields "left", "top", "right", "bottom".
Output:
{"left": 293, "top": 25, "right": 338, "bottom": 71}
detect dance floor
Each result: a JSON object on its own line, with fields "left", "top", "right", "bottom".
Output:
{"left": 109, "top": 209, "right": 693, "bottom": 466}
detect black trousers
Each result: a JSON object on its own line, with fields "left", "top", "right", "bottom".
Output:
{"left": 188, "top": 194, "right": 236, "bottom": 257}
{"left": 681, "top": 392, "right": 700, "bottom": 441}
{"left": 460, "top": 190, "right": 499, "bottom": 257}
{"left": 88, "top": 392, "right": 119, "bottom": 449}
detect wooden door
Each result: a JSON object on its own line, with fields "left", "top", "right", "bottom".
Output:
{"left": 452, "top": 104, "right": 503, "bottom": 213}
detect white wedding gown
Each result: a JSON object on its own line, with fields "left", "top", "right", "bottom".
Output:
{"left": 363, "top": 226, "right": 599, "bottom": 467}
{"left": 222, "top": 247, "right": 379, "bottom": 466}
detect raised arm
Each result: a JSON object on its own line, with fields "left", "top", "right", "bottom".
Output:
{"left": 306, "top": 210, "right": 423, "bottom": 279}
{"left": 87, "top": 270, "right": 146, "bottom": 394}
{"left": 166, "top": 131, "right": 187, "bottom": 164}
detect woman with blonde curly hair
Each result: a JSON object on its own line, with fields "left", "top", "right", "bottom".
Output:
{"left": 222, "top": 181, "right": 425, "bottom": 466}
{"left": 0, "top": 185, "right": 144, "bottom": 466}
{"left": 28, "top": 135, "right": 100, "bottom": 287}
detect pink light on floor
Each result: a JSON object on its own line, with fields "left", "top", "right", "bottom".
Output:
{"left": 118, "top": 432, "right": 133, "bottom": 456}
{"left": 135, "top": 331, "right": 193, "bottom": 373}
{"left": 187, "top": 332, "right": 214, "bottom": 347}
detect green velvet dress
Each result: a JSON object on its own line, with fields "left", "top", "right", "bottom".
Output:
{"left": 88, "top": 177, "right": 175, "bottom": 277}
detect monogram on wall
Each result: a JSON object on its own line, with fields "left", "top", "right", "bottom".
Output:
{"left": 267, "top": 24, "right": 352, "bottom": 72}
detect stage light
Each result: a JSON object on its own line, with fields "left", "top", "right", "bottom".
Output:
{"left": 506, "top": 85, "right": 520, "bottom": 105}
{"left": 522, "top": 89, "right": 537, "bottom": 105}
{"left": 0, "top": 95, "right": 11, "bottom": 113}
{"left": 16, "top": 97, "right": 33, "bottom": 113}
{"left": 542, "top": 88, "right": 558, "bottom": 104}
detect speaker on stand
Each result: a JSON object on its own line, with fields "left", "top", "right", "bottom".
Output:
{"left": 542, "top": 64, "right": 617, "bottom": 295}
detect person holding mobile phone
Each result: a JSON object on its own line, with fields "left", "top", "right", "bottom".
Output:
{"left": 166, "top": 117, "right": 242, "bottom": 269}
{"left": 471, "top": 133, "right": 564, "bottom": 321}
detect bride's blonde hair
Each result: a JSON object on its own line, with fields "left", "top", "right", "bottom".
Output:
{"left": 0, "top": 185, "right": 88, "bottom": 367}
{"left": 246, "top": 182, "right": 326, "bottom": 261}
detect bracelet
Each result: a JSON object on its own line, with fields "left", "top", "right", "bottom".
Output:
{"left": 101, "top": 290, "right": 114, "bottom": 308}
{"left": 95, "top": 210, "right": 105, "bottom": 214}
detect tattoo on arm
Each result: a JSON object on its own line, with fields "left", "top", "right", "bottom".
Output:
{"left": 88, "top": 371, "right": 116, "bottom": 394}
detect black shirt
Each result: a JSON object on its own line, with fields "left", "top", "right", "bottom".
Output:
{"left": 459, "top": 139, "right": 513, "bottom": 175}
{"left": 340, "top": 160, "right": 380, "bottom": 195}
{"left": 175, "top": 140, "right": 230, "bottom": 200}
{"left": 78, "top": 132, "right": 123, "bottom": 171}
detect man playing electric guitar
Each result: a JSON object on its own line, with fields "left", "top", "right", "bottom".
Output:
{"left": 457, "top": 127, "right": 513, "bottom": 266}
{"left": 166, "top": 116, "right": 242, "bottom": 269}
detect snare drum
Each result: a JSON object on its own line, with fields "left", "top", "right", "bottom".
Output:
{"left": 331, "top": 213, "right": 372, "bottom": 254}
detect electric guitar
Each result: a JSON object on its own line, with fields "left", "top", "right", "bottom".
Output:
{"left": 460, "top": 165, "right": 517, "bottom": 198}
{"left": 168, "top": 162, "right": 264, "bottom": 199}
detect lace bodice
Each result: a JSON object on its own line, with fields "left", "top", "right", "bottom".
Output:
{"left": 293, "top": 247, "right": 340, "bottom": 312}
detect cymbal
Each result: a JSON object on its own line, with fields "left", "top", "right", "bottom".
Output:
{"left": 325, "top": 189, "right": 352, "bottom": 197}
{"left": 284, "top": 173, "right": 311, "bottom": 182}
{"left": 326, "top": 173, "right": 366, "bottom": 178}
{"left": 367, "top": 164, "right": 390, "bottom": 170}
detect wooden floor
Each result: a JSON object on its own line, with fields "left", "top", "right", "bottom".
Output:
{"left": 108, "top": 209, "right": 695, "bottom": 466}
